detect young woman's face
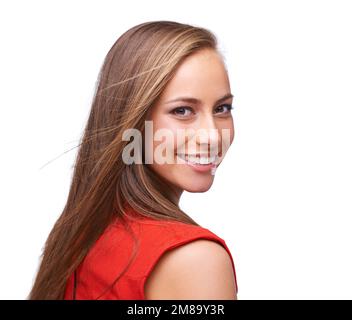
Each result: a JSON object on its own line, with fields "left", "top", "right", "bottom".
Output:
{"left": 146, "top": 48, "right": 234, "bottom": 199}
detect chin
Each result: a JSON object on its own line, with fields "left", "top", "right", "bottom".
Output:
{"left": 182, "top": 180, "right": 214, "bottom": 193}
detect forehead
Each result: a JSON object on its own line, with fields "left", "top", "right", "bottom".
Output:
{"left": 159, "top": 48, "right": 230, "bottom": 102}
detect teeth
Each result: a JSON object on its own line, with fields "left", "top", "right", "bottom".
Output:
{"left": 177, "top": 154, "right": 216, "bottom": 165}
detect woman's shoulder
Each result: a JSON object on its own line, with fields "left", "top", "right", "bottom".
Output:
{"left": 144, "top": 237, "right": 238, "bottom": 299}
{"left": 115, "top": 213, "right": 238, "bottom": 298}
{"left": 69, "top": 212, "right": 238, "bottom": 299}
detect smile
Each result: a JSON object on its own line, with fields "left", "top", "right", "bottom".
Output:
{"left": 176, "top": 153, "right": 218, "bottom": 165}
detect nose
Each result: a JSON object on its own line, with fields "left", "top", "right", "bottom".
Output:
{"left": 194, "top": 113, "right": 221, "bottom": 155}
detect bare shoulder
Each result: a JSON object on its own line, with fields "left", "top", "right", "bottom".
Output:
{"left": 144, "top": 239, "right": 237, "bottom": 300}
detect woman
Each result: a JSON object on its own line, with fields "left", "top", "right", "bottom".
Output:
{"left": 29, "top": 20, "right": 238, "bottom": 300}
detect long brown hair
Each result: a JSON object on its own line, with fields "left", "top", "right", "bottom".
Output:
{"left": 29, "top": 20, "right": 218, "bottom": 299}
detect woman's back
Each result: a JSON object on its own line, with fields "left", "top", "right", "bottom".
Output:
{"left": 64, "top": 207, "right": 238, "bottom": 300}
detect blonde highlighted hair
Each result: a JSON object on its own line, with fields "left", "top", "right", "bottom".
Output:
{"left": 29, "top": 20, "right": 219, "bottom": 299}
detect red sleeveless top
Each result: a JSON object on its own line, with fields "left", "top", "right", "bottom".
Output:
{"left": 64, "top": 207, "right": 238, "bottom": 299}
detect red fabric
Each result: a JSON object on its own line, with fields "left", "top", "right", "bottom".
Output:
{"left": 64, "top": 207, "right": 238, "bottom": 299}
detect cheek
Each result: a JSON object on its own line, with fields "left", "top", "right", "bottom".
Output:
{"left": 219, "top": 118, "right": 235, "bottom": 151}
{"left": 230, "top": 125, "right": 235, "bottom": 144}
{"left": 150, "top": 116, "right": 181, "bottom": 163}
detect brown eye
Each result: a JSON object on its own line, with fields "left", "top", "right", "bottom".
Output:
{"left": 171, "top": 107, "right": 193, "bottom": 117}
{"left": 215, "top": 104, "right": 233, "bottom": 114}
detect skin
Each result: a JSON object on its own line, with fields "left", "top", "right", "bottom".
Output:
{"left": 146, "top": 48, "right": 235, "bottom": 205}
{"left": 144, "top": 239, "right": 237, "bottom": 300}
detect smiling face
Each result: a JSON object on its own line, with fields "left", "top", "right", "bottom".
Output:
{"left": 146, "top": 48, "right": 235, "bottom": 201}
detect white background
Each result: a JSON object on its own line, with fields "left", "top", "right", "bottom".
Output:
{"left": 0, "top": 0, "right": 351, "bottom": 299}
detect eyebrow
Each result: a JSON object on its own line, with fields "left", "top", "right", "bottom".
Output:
{"left": 165, "top": 93, "right": 234, "bottom": 105}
